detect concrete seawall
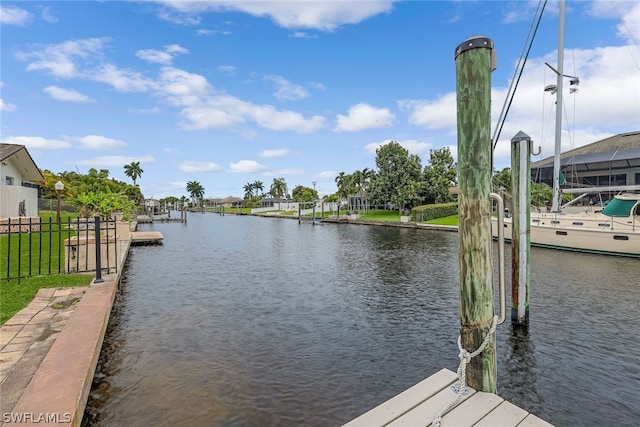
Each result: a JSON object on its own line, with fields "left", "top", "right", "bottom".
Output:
{"left": 1, "top": 232, "right": 132, "bottom": 427}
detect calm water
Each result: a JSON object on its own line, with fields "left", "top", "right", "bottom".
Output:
{"left": 83, "top": 213, "right": 640, "bottom": 427}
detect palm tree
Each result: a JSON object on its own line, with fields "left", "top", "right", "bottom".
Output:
{"left": 243, "top": 182, "right": 254, "bottom": 199}
{"left": 124, "top": 161, "right": 143, "bottom": 186}
{"left": 270, "top": 178, "right": 287, "bottom": 201}
{"left": 252, "top": 180, "right": 264, "bottom": 197}
{"left": 360, "top": 168, "right": 374, "bottom": 212}
{"left": 186, "top": 180, "right": 205, "bottom": 204}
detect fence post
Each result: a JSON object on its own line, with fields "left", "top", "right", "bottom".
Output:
{"left": 94, "top": 216, "right": 104, "bottom": 283}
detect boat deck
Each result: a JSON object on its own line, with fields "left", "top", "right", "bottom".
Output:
{"left": 343, "top": 369, "right": 553, "bottom": 427}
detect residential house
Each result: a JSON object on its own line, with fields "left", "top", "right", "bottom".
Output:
{"left": 0, "top": 143, "right": 44, "bottom": 219}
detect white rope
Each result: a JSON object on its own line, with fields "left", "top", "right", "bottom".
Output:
{"left": 432, "top": 315, "right": 498, "bottom": 427}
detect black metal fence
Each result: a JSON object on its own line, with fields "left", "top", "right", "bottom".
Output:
{"left": 0, "top": 217, "right": 117, "bottom": 281}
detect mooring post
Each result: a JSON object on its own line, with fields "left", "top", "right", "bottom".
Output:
{"left": 455, "top": 35, "right": 497, "bottom": 392}
{"left": 511, "top": 131, "right": 532, "bottom": 325}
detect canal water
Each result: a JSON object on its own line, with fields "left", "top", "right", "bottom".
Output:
{"left": 83, "top": 213, "right": 639, "bottom": 426}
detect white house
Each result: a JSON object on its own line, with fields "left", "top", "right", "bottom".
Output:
{"left": 1, "top": 143, "right": 44, "bottom": 219}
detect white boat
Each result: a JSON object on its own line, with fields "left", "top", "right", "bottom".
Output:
{"left": 492, "top": 0, "right": 640, "bottom": 258}
{"left": 493, "top": 193, "right": 640, "bottom": 257}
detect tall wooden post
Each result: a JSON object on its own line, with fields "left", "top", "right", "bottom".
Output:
{"left": 455, "top": 36, "right": 497, "bottom": 392}
{"left": 511, "top": 131, "right": 532, "bottom": 325}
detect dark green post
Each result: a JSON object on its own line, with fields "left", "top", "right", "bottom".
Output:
{"left": 511, "top": 131, "right": 532, "bottom": 325}
{"left": 455, "top": 36, "right": 497, "bottom": 392}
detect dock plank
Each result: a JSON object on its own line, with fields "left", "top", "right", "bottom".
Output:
{"left": 386, "top": 386, "right": 477, "bottom": 426}
{"left": 343, "top": 369, "right": 457, "bottom": 426}
{"left": 474, "top": 400, "right": 529, "bottom": 426}
{"left": 518, "top": 414, "right": 555, "bottom": 426}
{"left": 343, "top": 369, "right": 554, "bottom": 427}
{"left": 440, "top": 392, "right": 504, "bottom": 426}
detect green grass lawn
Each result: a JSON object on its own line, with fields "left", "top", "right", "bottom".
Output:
{"left": 425, "top": 215, "right": 459, "bottom": 226}
{"left": 0, "top": 274, "right": 93, "bottom": 325}
{"left": 0, "top": 211, "right": 80, "bottom": 278}
{"left": 0, "top": 210, "right": 94, "bottom": 325}
{"left": 360, "top": 210, "right": 402, "bottom": 222}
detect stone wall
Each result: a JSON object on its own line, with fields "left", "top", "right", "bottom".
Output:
{"left": 0, "top": 217, "right": 41, "bottom": 233}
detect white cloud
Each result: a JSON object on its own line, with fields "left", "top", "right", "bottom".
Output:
{"left": 264, "top": 75, "right": 308, "bottom": 101}
{"left": 335, "top": 103, "right": 394, "bottom": 132}
{"left": 264, "top": 168, "right": 304, "bottom": 176}
{"left": 228, "top": 160, "right": 267, "bottom": 173}
{"left": 38, "top": 6, "right": 58, "bottom": 23}
{"left": 154, "top": 1, "right": 397, "bottom": 31}
{"left": 17, "top": 38, "right": 156, "bottom": 92}
{"left": 2, "top": 136, "right": 71, "bottom": 150}
{"left": 43, "top": 86, "right": 94, "bottom": 103}
{"left": 314, "top": 170, "right": 336, "bottom": 178}
{"left": 0, "top": 99, "right": 17, "bottom": 112}
{"left": 166, "top": 44, "right": 188, "bottom": 55}
{"left": 364, "top": 139, "right": 431, "bottom": 156}
{"left": 291, "top": 31, "right": 318, "bottom": 39}
{"left": 137, "top": 44, "right": 188, "bottom": 65}
{"left": 0, "top": 5, "right": 32, "bottom": 25}
{"left": 137, "top": 49, "right": 174, "bottom": 65}
{"left": 217, "top": 65, "right": 236, "bottom": 74}
{"left": 178, "top": 161, "right": 219, "bottom": 172}
{"left": 197, "top": 28, "right": 232, "bottom": 36}
{"left": 74, "top": 155, "right": 154, "bottom": 167}
{"left": 75, "top": 135, "right": 127, "bottom": 150}
{"left": 91, "top": 63, "right": 155, "bottom": 92}
{"left": 17, "top": 38, "right": 108, "bottom": 79}
{"left": 16, "top": 38, "right": 326, "bottom": 134}
{"left": 259, "top": 148, "right": 289, "bottom": 158}
{"left": 398, "top": 94, "right": 457, "bottom": 130}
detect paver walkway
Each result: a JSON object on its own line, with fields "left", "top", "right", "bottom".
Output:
{"left": 0, "top": 287, "right": 87, "bottom": 416}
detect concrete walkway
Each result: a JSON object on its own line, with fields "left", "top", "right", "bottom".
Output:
{"left": 0, "top": 287, "right": 88, "bottom": 417}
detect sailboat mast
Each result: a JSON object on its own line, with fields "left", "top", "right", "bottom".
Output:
{"left": 551, "top": 0, "right": 566, "bottom": 212}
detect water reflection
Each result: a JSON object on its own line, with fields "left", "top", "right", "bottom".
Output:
{"left": 84, "top": 215, "right": 639, "bottom": 426}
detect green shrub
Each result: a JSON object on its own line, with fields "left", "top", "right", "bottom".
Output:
{"left": 411, "top": 202, "right": 458, "bottom": 222}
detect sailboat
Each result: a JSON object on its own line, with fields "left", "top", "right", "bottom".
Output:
{"left": 492, "top": 0, "right": 640, "bottom": 258}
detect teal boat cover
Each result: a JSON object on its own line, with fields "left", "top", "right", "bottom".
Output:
{"left": 602, "top": 197, "right": 637, "bottom": 217}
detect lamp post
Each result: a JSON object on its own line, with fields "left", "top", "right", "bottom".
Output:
{"left": 55, "top": 180, "right": 64, "bottom": 223}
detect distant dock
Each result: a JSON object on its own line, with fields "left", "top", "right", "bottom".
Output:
{"left": 131, "top": 231, "right": 164, "bottom": 245}
{"left": 344, "top": 369, "right": 552, "bottom": 427}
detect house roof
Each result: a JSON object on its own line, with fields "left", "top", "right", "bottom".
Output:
{"left": 0, "top": 143, "right": 44, "bottom": 182}
{"left": 531, "top": 131, "right": 640, "bottom": 171}
{"left": 220, "top": 196, "right": 243, "bottom": 203}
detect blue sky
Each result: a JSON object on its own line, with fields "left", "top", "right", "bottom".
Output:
{"left": 2, "top": 1, "right": 639, "bottom": 200}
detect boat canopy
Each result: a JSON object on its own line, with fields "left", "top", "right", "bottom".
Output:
{"left": 602, "top": 196, "right": 639, "bottom": 217}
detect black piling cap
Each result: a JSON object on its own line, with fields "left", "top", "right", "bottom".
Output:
{"left": 454, "top": 36, "right": 494, "bottom": 59}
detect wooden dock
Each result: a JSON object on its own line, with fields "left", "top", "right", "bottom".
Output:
{"left": 131, "top": 231, "right": 164, "bottom": 245}
{"left": 343, "top": 369, "right": 552, "bottom": 427}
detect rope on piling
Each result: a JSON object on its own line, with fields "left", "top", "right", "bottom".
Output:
{"left": 432, "top": 315, "right": 498, "bottom": 427}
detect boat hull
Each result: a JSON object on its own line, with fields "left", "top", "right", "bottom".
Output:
{"left": 491, "top": 215, "right": 640, "bottom": 258}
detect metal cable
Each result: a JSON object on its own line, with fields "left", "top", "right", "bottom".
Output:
{"left": 492, "top": 0, "right": 548, "bottom": 158}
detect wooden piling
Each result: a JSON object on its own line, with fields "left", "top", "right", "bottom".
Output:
{"left": 511, "top": 132, "right": 532, "bottom": 325}
{"left": 454, "top": 36, "right": 497, "bottom": 393}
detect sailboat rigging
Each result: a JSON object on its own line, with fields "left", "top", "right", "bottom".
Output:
{"left": 491, "top": 0, "right": 640, "bottom": 258}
